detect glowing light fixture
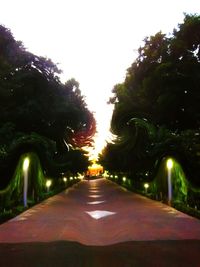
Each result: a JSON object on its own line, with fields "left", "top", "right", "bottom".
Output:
{"left": 63, "top": 177, "right": 67, "bottom": 182}
{"left": 78, "top": 174, "right": 84, "bottom": 180}
{"left": 122, "top": 176, "right": 126, "bottom": 182}
{"left": 166, "top": 158, "right": 173, "bottom": 205}
{"left": 46, "top": 179, "right": 52, "bottom": 192}
{"left": 23, "top": 157, "right": 30, "bottom": 171}
{"left": 144, "top": 183, "right": 149, "bottom": 189}
{"left": 167, "top": 158, "right": 173, "bottom": 170}
{"left": 23, "top": 157, "right": 30, "bottom": 208}
{"left": 103, "top": 171, "right": 109, "bottom": 178}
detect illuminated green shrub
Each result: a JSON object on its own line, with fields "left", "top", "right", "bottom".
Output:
{"left": 0, "top": 152, "right": 45, "bottom": 208}
{"left": 151, "top": 157, "right": 188, "bottom": 203}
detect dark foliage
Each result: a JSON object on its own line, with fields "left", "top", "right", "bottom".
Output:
{"left": 100, "top": 14, "right": 200, "bottom": 185}
{"left": 0, "top": 25, "right": 96, "bottom": 186}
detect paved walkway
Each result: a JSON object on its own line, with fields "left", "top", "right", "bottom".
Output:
{"left": 1, "top": 178, "right": 200, "bottom": 266}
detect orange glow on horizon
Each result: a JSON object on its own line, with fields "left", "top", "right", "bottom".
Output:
{"left": 87, "top": 163, "right": 103, "bottom": 176}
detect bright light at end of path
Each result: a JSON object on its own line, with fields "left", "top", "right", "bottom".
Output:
{"left": 23, "top": 157, "right": 30, "bottom": 171}
{"left": 63, "top": 177, "right": 67, "bottom": 182}
{"left": 144, "top": 183, "right": 149, "bottom": 189}
{"left": 87, "top": 163, "right": 103, "bottom": 176}
{"left": 167, "top": 159, "right": 174, "bottom": 170}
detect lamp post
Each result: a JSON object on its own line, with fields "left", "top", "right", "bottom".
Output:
{"left": 63, "top": 177, "right": 67, "bottom": 186}
{"left": 122, "top": 176, "right": 126, "bottom": 183}
{"left": 144, "top": 183, "right": 149, "bottom": 194}
{"left": 46, "top": 180, "right": 52, "bottom": 192}
{"left": 23, "top": 157, "right": 30, "bottom": 208}
{"left": 166, "top": 158, "right": 173, "bottom": 206}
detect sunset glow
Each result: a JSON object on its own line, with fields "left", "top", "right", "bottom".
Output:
{"left": 0, "top": 0, "right": 199, "bottom": 159}
{"left": 87, "top": 163, "right": 103, "bottom": 176}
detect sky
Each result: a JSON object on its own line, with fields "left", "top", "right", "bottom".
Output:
{"left": 0, "top": 0, "right": 199, "bottom": 160}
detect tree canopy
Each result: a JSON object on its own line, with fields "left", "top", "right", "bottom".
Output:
{"left": 110, "top": 14, "right": 200, "bottom": 133}
{"left": 100, "top": 14, "right": 200, "bottom": 185}
{"left": 0, "top": 25, "right": 96, "bottom": 184}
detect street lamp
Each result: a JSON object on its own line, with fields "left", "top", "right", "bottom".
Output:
{"left": 23, "top": 157, "right": 30, "bottom": 208}
{"left": 122, "top": 176, "right": 126, "bottom": 182}
{"left": 166, "top": 158, "right": 173, "bottom": 205}
{"left": 144, "top": 183, "right": 149, "bottom": 193}
{"left": 46, "top": 179, "right": 52, "bottom": 192}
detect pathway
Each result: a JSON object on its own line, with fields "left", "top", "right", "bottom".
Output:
{"left": 0, "top": 178, "right": 200, "bottom": 266}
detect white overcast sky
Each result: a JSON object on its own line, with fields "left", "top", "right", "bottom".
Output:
{"left": 0, "top": 0, "right": 199, "bottom": 158}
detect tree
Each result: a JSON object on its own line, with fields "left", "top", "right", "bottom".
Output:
{"left": 102, "top": 14, "right": 200, "bottom": 184}
{"left": 111, "top": 14, "right": 200, "bottom": 133}
{"left": 0, "top": 25, "right": 96, "bottom": 184}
